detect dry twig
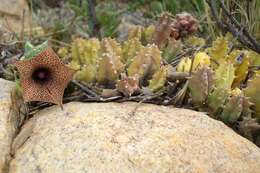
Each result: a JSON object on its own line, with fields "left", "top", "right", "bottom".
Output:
{"left": 206, "top": 0, "right": 260, "bottom": 53}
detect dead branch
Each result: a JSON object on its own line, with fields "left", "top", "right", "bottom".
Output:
{"left": 206, "top": 0, "right": 260, "bottom": 53}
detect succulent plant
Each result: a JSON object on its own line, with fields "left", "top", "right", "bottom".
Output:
{"left": 188, "top": 67, "right": 214, "bottom": 107}
{"left": 70, "top": 38, "right": 100, "bottom": 66}
{"left": 162, "top": 39, "right": 182, "bottom": 63}
{"left": 214, "top": 62, "right": 235, "bottom": 90}
{"left": 184, "top": 36, "right": 205, "bottom": 47}
{"left": 74, "top": 66, "right": 96, "bottom": 83}
{"left": 176, "top": 57, "right": 191, "bottom": 72}
{"left": 57, "top": 47, "right": 69, "bottom": 59}
{"left": 238, "top": 115, "right": 260, "bottom": 142}
{"left": 70, "top": 38, "right": 100, "bottom": 83}
{"left": 248, "top": 51, "right": 260, "bottom": 66}
{"left": 220, "top": 88, "right": 252, "bottom": 124}
{"left": 142, "top": 25, "right": 155, "bottom": 44}
{"left": 116, "top": 74, "right": 140, "bottom": 97}
{"left": 208, "top": 87, "right": 229, "bottom": 114}
{"left": 122, "top": 38, "right": 144, "bottom": 65}
{"left": 127, "top": 26, "right": 143, "bottom": 41}
{"left": 58, "top": 38, "right": 163, "bottom": 89}
{"left": 148, "top": 66, "right": 167, "bottom": 92}
{"left": 192, "top": 52, "right": 211, "bottom": 71}
{"left": 95, "top": 38, "right": 124, "bottom": 86}
{"left": 100, "top": 38, "right": 122, "bottom": 59}
{"left": 207, "top": 62, "right": 235, "bottom": 113}
{"left": 231, "top": 51, "right": 250, "bottom": 87}
{"left": 244, "top": 74, "right": 260, "bottom": 119}
{"left": 127, "top": 44, "right": 162, "bottom": 83}
{"left": 152, "top": 13, "right": 175, "bottom": 47}
{"left": 15, "top": 24, "right": 260, "bottom": 146}
{"left": 96, "top": 51, "right": 124, "bottom": 86}
{"left": 176, "top": 52, "right": 211, "bottom": 73}
{"left": 220, "top": 96, "right": 243, "bottom": 123}
{"left": 23, "top": 41, "right": 49, "bottom": 60}
{"left": 207, "top": 36, "right": 229, "bottom": 66}
{"left": 53, "top": 29, "right": 260, "bottom": 146}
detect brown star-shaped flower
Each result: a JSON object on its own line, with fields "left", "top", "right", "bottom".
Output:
{"left": 15, "top": 47, "right": 75, "bottom": 107}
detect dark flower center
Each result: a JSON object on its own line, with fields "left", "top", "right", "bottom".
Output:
{"left": 32, "top": 67, "right": 51, "bottom": 84}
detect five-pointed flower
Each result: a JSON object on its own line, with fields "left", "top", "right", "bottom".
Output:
{"left": 15, "top": 47, "right": 75, "bottom": 106}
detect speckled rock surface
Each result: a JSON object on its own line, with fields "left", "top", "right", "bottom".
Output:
{"left": 0, "top": 79, "right": 15, "bottom": 172}
{"left": 9, "top": 102, "right": 260, "bottom": 173}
